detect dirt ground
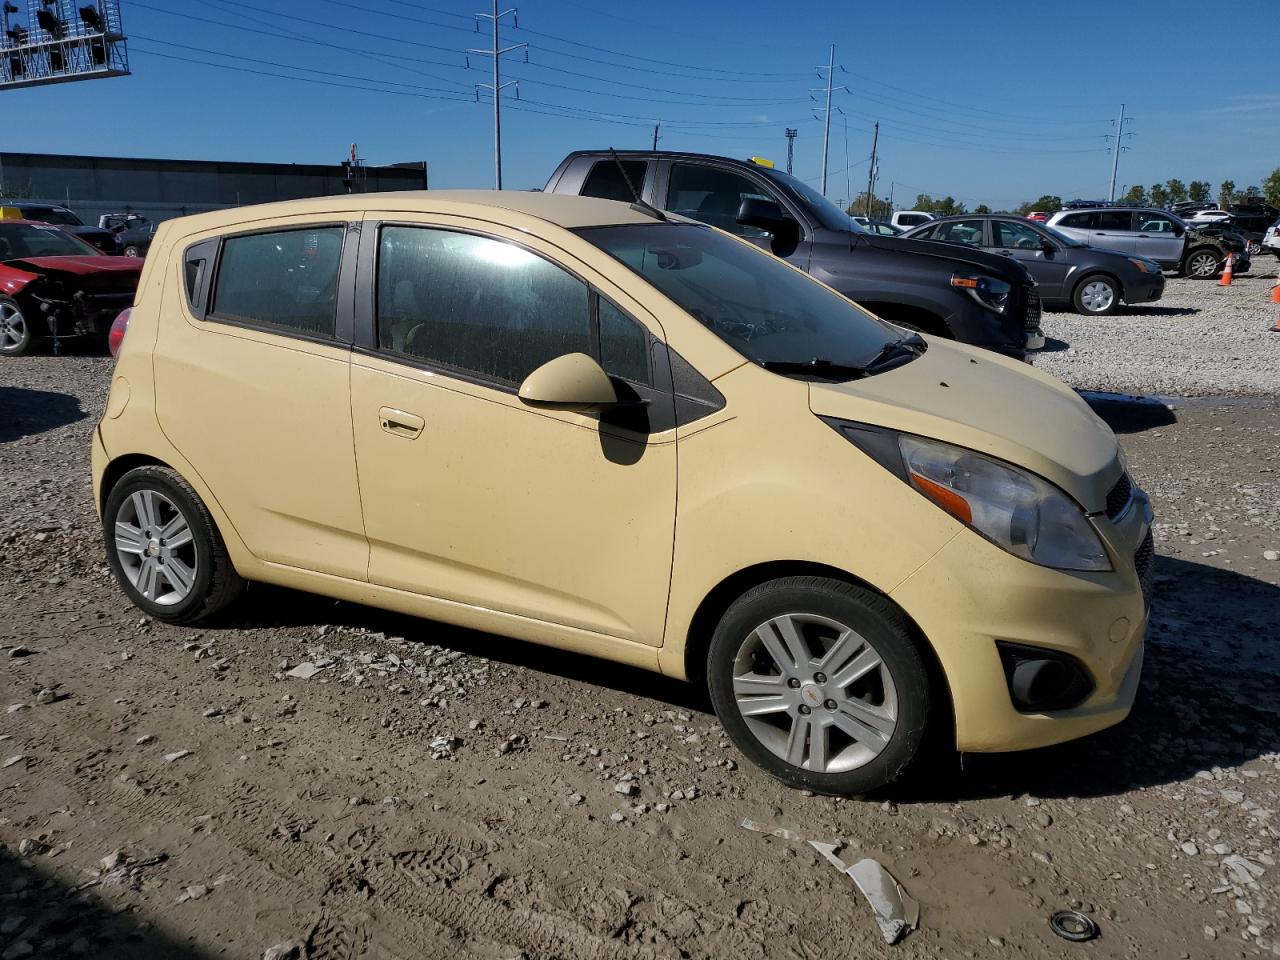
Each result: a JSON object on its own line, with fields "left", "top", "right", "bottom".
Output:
{"left": 1, "top": 356, "right": 1277, "bottom": 960}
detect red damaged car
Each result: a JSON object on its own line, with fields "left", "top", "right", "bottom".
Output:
{"left": 0, "top": 221, "right": 140, "bottom": 357}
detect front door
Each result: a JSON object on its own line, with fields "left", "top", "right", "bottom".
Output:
{"left": 989, "top": 218, "right": 1072, "bottom": 299}
{"left": 153, "top": 218, "right": 368, "bottom": 580}
{"left": 349, "top": 216, "right": 677, "bottom": 645}
{"left": 1133, "top": 211, "right": 1185, "bottom": 266}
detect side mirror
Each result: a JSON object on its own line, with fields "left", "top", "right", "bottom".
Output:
{"left": 1173, "top": 225, "right": 1185, "bottom": 237}
{"left": 111, "top": 223, "right": 127, "bottom": 234}
{"left": 736, "top": 197, "right": 788, "bottom": 234}
{"left": 518, "top": 352, "right": 618, "bottom": 408}
{"left": 1041, "top": 240, "right": 1056, "bottom": 254}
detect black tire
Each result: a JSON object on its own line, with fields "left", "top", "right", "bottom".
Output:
{"left": 102, "top": 465, "right": 244, "bottom": 624}
{"left": 1182, "top": 247, "right": 1222, "bottom": 279}
{"left": 123, "top": 244, "right": 141, "bottom": 258}
{"left": 0, "top": 295, "right": 42, "bottom": 357}
{"left": 1071, "top": 274, "right": 1120, "bottom": 316}
{"left": 706, "top": 576, "right": 932, "bottom": 796}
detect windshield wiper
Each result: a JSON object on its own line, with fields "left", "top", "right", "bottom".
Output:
{"left": 861, "top": 333, "right": 926, "bottom": 373}
{"left": 759, "top": 358, "right": 868, "bottom": 381}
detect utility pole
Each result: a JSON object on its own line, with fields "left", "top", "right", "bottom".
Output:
{"left": 1107, "top": 103, "right": 1134, "bottom": 203}
{"left": 467, "top": 2, "right": 526, "bottom": 189}
{"left": 864, "top": 122, "right": 879, "bottom": 218}
{"left": 785, "top": 128, "right": 797, "bottom": 175}
{"left": 652, "top": 121, "right": 660, "bottom": 150}
{"left": 810, "top": 46, "right": 847, "bottom": 195}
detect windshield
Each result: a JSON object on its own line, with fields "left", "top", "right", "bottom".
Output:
{"left": 21, "top": 206, "right": 82, "bottom": 226}
{"left": 760, "top": 168, "right": 865, "bottom": 233}
{"left": 1041, "top": 225, "right": 1085, "bottom": 247}
{"left": 578, "top": 222, "right": 904, "bottom": 371}
{"left": 0, "top": 222, "right": 100, "bottom": 259}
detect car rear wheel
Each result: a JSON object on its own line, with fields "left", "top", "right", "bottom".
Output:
{"left": 0, "top": 296, "right": 40, "bottom": 357}
{"left": 103, "top": 465, "right": 244, "bottom": 624}
{"left": 1072, "top": 275, "right": 1120, "bottom": 316}
{"left": 1183, "top": 248, "right": 1222, "bottom": 279}
{"left": 707, "top": 577, "right": 932, "bottom": 795}
{"left": 123, "top": 244, "right": 141, "bottom": 258}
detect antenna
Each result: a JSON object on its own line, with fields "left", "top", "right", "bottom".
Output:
{"left": 608, "top": 147, "right": 666, "bottom": 222}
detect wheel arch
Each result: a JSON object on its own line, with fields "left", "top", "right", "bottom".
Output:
{"left": 99, "top": 452, "right": 171, "bottom": 506}
{"left": 855, "top": 301, "right": 954, "bottom": 339}
{"left": 681, "top": 560, "right": 955, "bottom": 739}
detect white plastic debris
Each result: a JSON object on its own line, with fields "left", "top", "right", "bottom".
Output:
{"left": 285, "top": 662, "right": 324, "bottom": 680}
{"left": 1222, "top": 855, "right": 1264, "bottom": 888}
{"left": 740, "top": 818, "right": 803, "bottom": 843}
{"left": 809, "top": 842, "right": 920, "bottom": 944}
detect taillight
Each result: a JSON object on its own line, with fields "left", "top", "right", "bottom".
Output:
{"left": 108, "top": 308, "right": 131, "bottom": 357}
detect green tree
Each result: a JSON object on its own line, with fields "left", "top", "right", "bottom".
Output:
{"left": 1120, "top": 185, "right": 1147, "bottom": 206}
{"left": 1149, "top": 183, "right": 1170, "bottom": 208}
{"left": 1014, "top": 195, "right": 1062, "bottom": 216}
{"left": 1263, "top": 169, "right": 1280, "bottom": 208}
{"left": 973, "top": 204, "right": 991, "bottom": 215}
{"left": 1164, "top": 179, "right": 1187, "bottom": 204}
{"left": 847, "top": 192, "right": 891, "bottom": 219}
{"left": 1188, "top": 180, "right": 1211, "bottom": 203}
{"left": 1218, "top": 180, "right": 1235, "bottom": 208}
{"left": 1241, "top": 185, "right": 1261, "bottom": 201}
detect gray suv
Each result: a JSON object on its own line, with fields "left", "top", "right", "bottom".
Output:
{"left": 1045, "top": 207, "right": 1246, "bottom": 279}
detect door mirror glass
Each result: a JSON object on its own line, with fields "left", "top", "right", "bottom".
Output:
{"left": 736, "top": 197, "right": 786, "bottom": 232}
{"left": 518, "top": 352, "right": 619, "bottom": 408}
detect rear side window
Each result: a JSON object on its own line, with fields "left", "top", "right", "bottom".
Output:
{"left": 933, "top": 220, "right": 985, "bottom": 247}
{"left": 376, "top": 226, "right": 591, "bottom": 386}
{"left": 211, "top": 227, "right": 345, "bottom": 337}
{"left": 581, "top": 160, "right": 648, "bottom": 202}
{"left": 897, "top": 213, "right": 929, "bottom": 227}
{"left": 1097, "top": 211, "right": 1133, "bottom": 231}
{"left": 1057, "top": 212, "right": 1095, "bottom": 229}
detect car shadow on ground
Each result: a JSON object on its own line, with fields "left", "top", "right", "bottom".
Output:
{"left": 216, "top": 554, "right": 1278, "bottom": 804}
{"left": 907, "top": 555, "right": 1280, "bottom": 803}
{"left": 0, "top": 847, "right": 221, "bottom": 959}
{"left": 1122, "top": 305, "right": 1199, "bottom": 318}
{"left": 1079, "top": 391, "right": 1178, "bottom": 433}
{"left": 0, "top": 386, "right": 85, "bottom": 443}
{"left": 1036, "top": 337, "right": 1070, "bottom": 353}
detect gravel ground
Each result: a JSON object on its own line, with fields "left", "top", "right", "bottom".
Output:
{"left": 1035, "top": 268, "right": 1280, "bottom": 397}
{"left": 2, "top": 357, "right": 1278, "bottom": 959}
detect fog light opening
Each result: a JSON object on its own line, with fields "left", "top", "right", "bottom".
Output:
{"left": 997, "top": 642, "right": 1094, "bottom": 713}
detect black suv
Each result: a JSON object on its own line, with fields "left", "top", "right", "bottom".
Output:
{"left": 544, "top": 151, "right": 1043, "bottom": 359}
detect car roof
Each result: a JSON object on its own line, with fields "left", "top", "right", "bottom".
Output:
{"left": 0, "top": 218, "right": 70, "bottom": 227}
{"left": 161, "top": 190, "right": 662, "bottom": 234}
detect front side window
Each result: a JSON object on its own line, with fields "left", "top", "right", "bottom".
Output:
{"left": 211, "top": 227, "right": 345, "bottom": 337}
{"left": 598, "top": 298, "right": 650, "bottom": 385}
{"left": 376, "top": 226, "right": 591, "bottom": 386}
{"left": 1136, "top": 212, "right": 1175, "bottom": 233}
{"left": 993, "top": 219, "right": 1046, "bottom": 249}
{"left": 933, "top": 220, "right": 985, "bottom": 247}
{"left": 581, "top": 160, "right": 648, "bottom": 203}
{"left": 667, "top": 163, "right": 776, "bottom": 237}
{"left": 580, "top": 222, "right": 897, "bottom": 371}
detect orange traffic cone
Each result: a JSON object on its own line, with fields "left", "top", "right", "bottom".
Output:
{"left": 1270, "top": 309, "right": 1280, "bottom": 333}
{"left": 1219, "top": 252, "right": 1235, "bottom": 286}
{"left": 1271, "top": 267, "right": 1280, "bottom": 304}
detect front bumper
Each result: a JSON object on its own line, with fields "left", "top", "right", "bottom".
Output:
{"left": 1125, "top": 271, "right": 1165, "bottom": 304}
{"left": 33, "top": 290, "right": 133, "bottom": 339}
{"left": 890, "top": 485, "right": 1152, "bottom": 753}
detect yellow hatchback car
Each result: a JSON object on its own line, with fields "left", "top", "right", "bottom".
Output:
{"left": 94, "top": 191, "right": 1153, "bottom": 795}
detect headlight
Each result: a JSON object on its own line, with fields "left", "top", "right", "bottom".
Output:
{"left": 830, "top": 421, "right": 1112, "bottom": 572}
{"left": 950, "top": 274, "right": 1011, "bottom": 314}
{"left": 898, "top": 436, "right": 1110, "bottom": 571}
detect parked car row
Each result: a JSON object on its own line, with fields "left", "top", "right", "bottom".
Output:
{"left": 0, "top": 199, "right": 156, "bottom": 258}
{"left": 90, "top": 190, "right": 1154, "bottom": 796}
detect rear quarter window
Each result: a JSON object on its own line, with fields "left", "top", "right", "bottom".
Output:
{"left": 580, "top": 160, "right": 648, "bottom": 202}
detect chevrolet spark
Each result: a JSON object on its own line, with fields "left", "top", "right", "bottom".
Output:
{"left": 94, "top": 192, "right": 1153, "bottom": 795}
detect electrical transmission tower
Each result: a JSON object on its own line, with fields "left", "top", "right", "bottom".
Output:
{"left": 1107, "top": 103, "right": 1135, "bottom": 203}
{"left": 466, "top": 2, "right": 526, "bottom": 189}
{"left": 810, "top": 45, "right": 847, "bottom": 196}
{"left": 784, "top": 128, "right": 797, "bottom": 175}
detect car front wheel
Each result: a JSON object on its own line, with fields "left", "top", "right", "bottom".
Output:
{"left": 0, "top": 296, "right": 39, "bottom": 357}
{"left": 707, "top": 576, "right": 932, "bottom": 796}
{"left": 1183, "top": 248, "right": 1222, "bottom": 279}
{"left": 103, "top": 465, "right": 244, "bottom": 623}
{"left": 1072, "top": 275, "right": 1119, "bottom": 316}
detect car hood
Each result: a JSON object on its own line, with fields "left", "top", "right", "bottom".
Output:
{"left": 4, "top": 255, "right": 141, "bottom": 277}
{"left": 807, "top": 339, "right": 1121, "bottom": 511}
{"left": 856, "top": 232, "right": 1034, "bottom": 284}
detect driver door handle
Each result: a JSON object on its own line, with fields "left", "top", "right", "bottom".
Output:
{"left": 378, "top": 407, "right": 424, "bottom": 439}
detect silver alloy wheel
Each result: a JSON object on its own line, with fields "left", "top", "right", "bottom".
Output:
{"left": 1187, "top": 252, "right": 1219, "bottom": 277}
{"left": 114, "top": 489, "right": 198, "bottom": 605}
{"left": 0, "top": 301, "right": 26, "bottom": 350}
{"left": 732, "top": 613, "right": 898, "bottom": 774}
{"left": 1079, "top": 280, "right": 1116, "bottom": 313}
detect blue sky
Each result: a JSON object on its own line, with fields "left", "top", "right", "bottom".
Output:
{"left": 8, "top": 0, "right": 1279, "bottom": 209}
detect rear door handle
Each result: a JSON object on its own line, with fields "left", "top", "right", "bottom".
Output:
{"left": 378, "top": 406, "right": 424, "bottom": 439}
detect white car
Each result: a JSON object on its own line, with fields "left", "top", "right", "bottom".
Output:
{"left": 1263, "top": 219, "right": 1280, "bottom": 255}
{"left": 1183, "top": 209, "right": 1231, "bottom": 225}
{"left": 890, "top": 210, "right": 937, "bottom": 231}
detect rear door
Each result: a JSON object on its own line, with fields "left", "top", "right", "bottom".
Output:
{"left": 1090, "top": 210, "right": 1137, "bottom": 255}
{"left": 153, "top": 217, "right": 368, "bottom": 580}
{"left": 990, "top": 218, "right": 1071, "bottom": 299}
{"left": 1132, "top": 211, "right": 1184, "bottom": 265}
{"left": 1050, "top": 211, "right": 1095, "bottom": 244}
